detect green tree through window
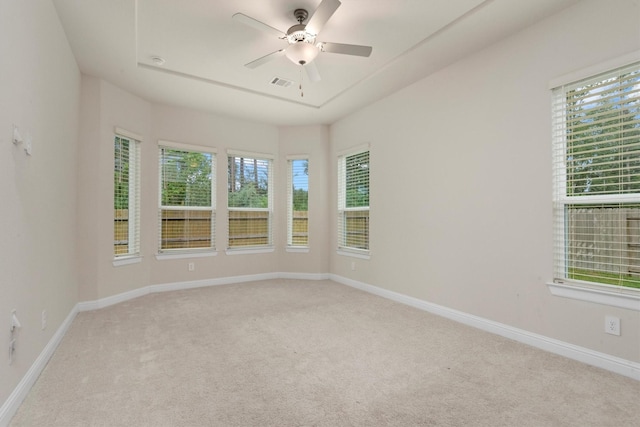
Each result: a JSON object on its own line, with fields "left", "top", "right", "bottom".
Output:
{"left": 553, "top": 62, "right": 640, "bottom": 289}
{"left": 339, "top": 150, "right": 370, "bottom": 251}
{"left": 288, "top": 158, "right": 309, "bottom": 247}
{"left": 114, "top": 135, "right": 140, "bottom": 257}
{"left": 227, "top": 155, "right": 273, "bottom": 248}
{"left": 159, "top": 146, "right": 215, "bottom": 251}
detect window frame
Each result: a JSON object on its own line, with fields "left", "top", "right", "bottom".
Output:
{"left": 337, "top": 146, "right": 370, "bottom": 258}
{"left": 287, "top": 155, "right": 310, "bottom": 251}
{"left": 157, "top": 140, "right": 217, "bottom": 257}
{"left": 113, "top": 128, "right": 141, "bottom": 266}
{"left": 549, "top": 53, "right": 640, "bottom": 311}
{"left": 226, "top": 150, "right": 274, "bottom": 253}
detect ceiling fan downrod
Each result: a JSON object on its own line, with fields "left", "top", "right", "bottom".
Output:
{"left": 293, "top": 9, "right": 308, "bottom": 24}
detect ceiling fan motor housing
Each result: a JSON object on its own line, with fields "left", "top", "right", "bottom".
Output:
{"left": 287, "top": 8, "right": 317, "bottom": 44}
{"left": 287, "top": 24, "right": 310, "bottom": 43}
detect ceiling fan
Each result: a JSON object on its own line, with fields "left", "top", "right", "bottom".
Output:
{"left": 233, "top": 0, "right": 372, "bottom": 83}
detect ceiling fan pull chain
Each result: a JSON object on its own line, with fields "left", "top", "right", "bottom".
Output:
{"left": 299, "top": 66, "right": 304, "bottom": 97}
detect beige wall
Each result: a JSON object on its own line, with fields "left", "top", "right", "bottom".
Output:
{"left": 148, "top": 104, "right": 281, "bottom": 285}
{"left": 277, "top": 126, "right": 331, "bottom": 275}
{"left": 76, "top": 82, "right": 331, "bottom": 299}
{"left": 77, "top": 77, "right": 153, "bottom": 301}
{"left": 0, "top": 0, "right": 80, "bottom": 406}
{"left": 329, "top": 0, "right": 640, "bottom": 362}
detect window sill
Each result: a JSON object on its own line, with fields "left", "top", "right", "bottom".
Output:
{"left": 547, "top": 281, "right": 640, "bottom": 311}
{"left": 226, "top": 247, "right": 274, "bottom": 256}
{"left": 112, "top": 256, "right": 142, "bottom": 267}
{"left": 155, "top": 251, "right": 217, "bottom": 261}
{"left": 286, "top": 247, "right": 309, "bottom": 253}
{"left": 337, "top": 249, "right": 370, "bottom": 260}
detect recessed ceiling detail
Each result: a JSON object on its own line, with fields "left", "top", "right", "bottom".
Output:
{"left": 134, "top": 0, "right": 487, "bottom": 108}
{"left": 52, "top": 0, "right": 581, "bottom": 125}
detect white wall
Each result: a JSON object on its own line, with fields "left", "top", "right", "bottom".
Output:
{"left": 329, "top": 0, "right": 640, "bottom": 362}
{"left": 0, "top": 0, "right": 80, "bottom": 406}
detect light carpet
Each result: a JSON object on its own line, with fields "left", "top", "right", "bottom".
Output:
{"left": 10, "top": 279, "right": 640, "bottom": 426}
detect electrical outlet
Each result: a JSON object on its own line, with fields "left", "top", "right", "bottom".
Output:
{"left": 351, "top": 261, "right": 356, "bottom": 271}
{"left": 41, "top": 310, "right": 47, "bottom": 330}
{"left": 605, "top": 315, "right": 620, "bottom": 336}
{"left": 188, "top": 262, "right": 195, "bottom": 272}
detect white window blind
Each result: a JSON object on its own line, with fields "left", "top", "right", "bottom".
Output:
{"left": 158, "top": 143, "right": 215, "bottom": 252}
{"left": 287, "top": 157, "right": 309, "bottom": 247}
{"left": 227, "top": 153, "right": 273, "bottom": 248}
{"left": 338, "top": 149, "right": 370, "bottom": 251}
{"left": 114, "top": 134, "right": 140, "bottom": 258}
{"left": 552, "top": 61, "right": 640, "bottom": 290}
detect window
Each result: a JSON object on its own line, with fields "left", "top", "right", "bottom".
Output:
{"left": 287, "top": 157, "right": 309, "bottom": 248}
{"left": 114, "top": 132, "right": 140, "bottom": 258}
{"left": 227, "top": 152, "right": 273, "bottom": 249}
{"left": 338, "top": 149, "right": 370, "bottom": 253}
{"left": 552, "top": 61, "right": 640, "bottom": 290}
{"left": 159, "top": 142, "right": 215, "bottom": 253}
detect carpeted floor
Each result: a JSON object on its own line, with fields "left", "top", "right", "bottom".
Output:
{"left": 10, "top": 279, "right": 640, "bottom": 426}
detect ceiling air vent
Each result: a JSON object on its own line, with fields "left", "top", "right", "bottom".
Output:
{"left": 270, "top": 77, "right": 294, "bottom": 88}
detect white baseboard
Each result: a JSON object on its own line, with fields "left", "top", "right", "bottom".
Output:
{"left": 77, "top": 286, "right": 149, "bottom": 311}
{"left": 278, "top": 272, "right": 330, "bottom": 281}
{"left": 77, "top": 272, "right": 329, "bottom": 312}
{"left": 330, "top": 274, "right": 640, "bottom": 381}
{"left": 0, "top": 305, "right": 78, "bottom": 427}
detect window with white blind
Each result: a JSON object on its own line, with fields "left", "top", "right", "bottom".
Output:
{"left": 552, "top": 61, "right": 640, "bottom": 291}
{"left": 227, "top": 152, "right": 273, "bottom": 249}
{"left": 338, "top": 149, "right": 370, "bottom": 253}
{"left": 158, "top": 142, "right": 215, "bottom": 253}
{"left": 287, "top": 157, "right": 309, "bottom": 248}
{"left": 114, "top": 132, "right": 140, "bottom": 259}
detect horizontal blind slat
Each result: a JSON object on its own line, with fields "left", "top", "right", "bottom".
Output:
{"left": 553, "top": 60, "right": 640, "bottom": 290}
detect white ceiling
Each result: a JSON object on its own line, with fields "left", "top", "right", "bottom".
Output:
{"left": 52, "top": 0, "right": 580, "bottom": 126}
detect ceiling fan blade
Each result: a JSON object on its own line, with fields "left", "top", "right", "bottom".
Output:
{"left": 318, "top": 42, "right": 372, "bottom": 57}
{"left": 245, "top": 49, "right": 286, "bottom": 69}
{"left": 305, "top": 0, "right": 341, "bottom": 36}
{"left": 305, "top": 61, "right": 321, "bottom": 83}
{"left": 232, "top": 13, "right": 284, "bottom": 38}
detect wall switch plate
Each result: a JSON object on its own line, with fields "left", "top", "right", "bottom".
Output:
{"left": 188, "top": 262, "right": 195, "bottom": 271}
{"left": 12, "top": 125, "right": 22, "bottom": 145}
{"left": 605, "top": 316, "right": 620, "bottom": 336}
{"left": 10, "top": 310, "right": 21, "bottom": 332}
{"left": 24, "top": 134, "right": 32, "bottom": 155}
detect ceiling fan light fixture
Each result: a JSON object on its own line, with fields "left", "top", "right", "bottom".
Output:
{"left": 285, "top": 42, "right": 319, "bottom": 66}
